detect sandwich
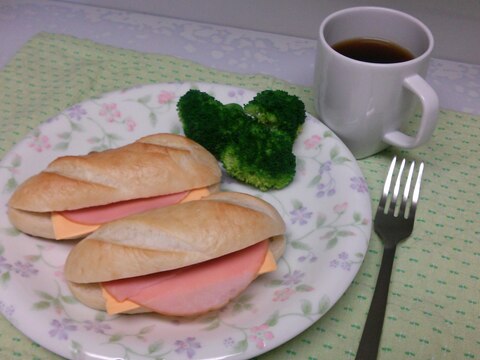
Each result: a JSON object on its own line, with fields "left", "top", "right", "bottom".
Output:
{"left": 8, "top": 133, "right": 221, "bottom": 240}
{"left": 63, "top": 191, "right": 286, "bottom": 316}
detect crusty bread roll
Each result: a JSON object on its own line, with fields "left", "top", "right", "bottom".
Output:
{"left": 64, "top": 191, "right": 286, "bottom": 312}
{"left": 8, "top": 133, "right": 222, "bottom": 239}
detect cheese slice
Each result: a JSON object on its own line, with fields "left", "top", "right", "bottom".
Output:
{"left": 102, "top": 287, "right": 141, "bottom": 314}
{"left": 257, "top": 249, "right": 277, "bottom": 275}
{"left": 51, "top": 213, "right": 100, "bottom": 240}
{"left": 52, "top": 187, "right": 211, "bottom": 240}
{"left": 102, "top": 249, "right": 278, "bottom": 315}
{"left": 179, "top": 187, "right": 210, "bottom": 202}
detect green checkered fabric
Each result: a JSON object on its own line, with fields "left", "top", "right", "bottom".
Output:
{"left": 0, "top": 32, "right": 479, "bottom": 360}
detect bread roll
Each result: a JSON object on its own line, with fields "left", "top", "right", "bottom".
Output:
{"left": 8, "top": 133, "right": 222, "bottom": 238}
{"left": 64, "top": 192, "right": 286, "bottom": 312}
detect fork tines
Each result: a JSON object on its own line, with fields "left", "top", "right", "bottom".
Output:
{"left": 378, "top": 156, "right": 424, "bottom": 219}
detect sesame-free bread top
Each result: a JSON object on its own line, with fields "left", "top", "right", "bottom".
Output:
{"left": 8, "top": 133, "right": 221, "bottom": 212}
{"left": 64, "top": 192, "right": 286, "bottom": 284}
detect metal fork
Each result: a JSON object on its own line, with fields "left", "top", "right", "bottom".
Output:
{"left": 355, "top": 157, "right": 424, "bottom": 360}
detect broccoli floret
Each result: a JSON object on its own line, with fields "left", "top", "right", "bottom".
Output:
{"left": 177, "top": 88, "right": 304, "bottom": 191}
{"left": 244, "top": 90, "right": 306, "bottom": 140}
{"left": 220, "top": 123, "right": 296, "bottom": 191}
{"left": 222, "top": 103, "right": 252, "bottom": 137}
{"left": 177, "top": 89, "right": 230, "bottom": 158}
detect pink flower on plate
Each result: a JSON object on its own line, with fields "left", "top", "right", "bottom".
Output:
{"left": 333, "top": 202, "right": 348, "bottom": 215}
{"left": 54, "top": 270, "right": 66, "bottom": 282}
{"left": 273, "top": 287, "right": 295, "bottom": 302}
{"left": 125, "top": 117, "right": 137, "bottom": 132}
{"left": 248, "top": 323, "right": 274, "bottom": 349}
{"left": 157, "top": 91, "right": 176, "bottom": 104}
{"left": 99, "top": 103, "right": 121, "bottom": 122}
{"left": 9, "top": 167, "right": 20, "bottom": 175}
{"left": 304, "top": 134, "right": 322, "bottom": 149}
{"left": 28, "top": 134, "right": 51, "bottom": 152}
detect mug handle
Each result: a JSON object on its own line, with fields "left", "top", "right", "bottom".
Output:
{"left": 383, "top": 74, "right": 439, "bottom": 148}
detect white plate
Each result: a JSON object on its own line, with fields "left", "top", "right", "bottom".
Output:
{"left": 0, "top": 83, "right": 371, "bottom": 360}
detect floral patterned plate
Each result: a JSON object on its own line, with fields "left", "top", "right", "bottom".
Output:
{"left": 0, "top": 83, "right": 371, "bottom": 360}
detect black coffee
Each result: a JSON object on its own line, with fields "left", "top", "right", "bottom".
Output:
{"left": 332, "top": 37, "right": 415, "bottom": 64}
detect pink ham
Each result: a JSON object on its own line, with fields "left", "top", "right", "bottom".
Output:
{"left": 60, "top": 191, "right": 188, "bottom": 225}
{"left": 102, "top": 240, "right": 269, "bottom": 316}
{"left": 103, "top": 270, "right": 179, "bottom": 302}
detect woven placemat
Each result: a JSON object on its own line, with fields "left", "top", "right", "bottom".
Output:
{"left": 0, "top": 32, "right": 478, "bottom": 360}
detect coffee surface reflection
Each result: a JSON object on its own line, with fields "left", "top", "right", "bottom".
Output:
{"left": 332, "top": 37, "right": 414, "bottom": 64}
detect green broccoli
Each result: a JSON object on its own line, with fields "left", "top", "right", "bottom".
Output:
{"left": 177, "top": 89, "right": 229, "bottom": 158}
{"left": 177, "top": 88, "right": 305, "bottom": 191}
{"left": 244, "top": 90, "right": 306, "bottom": 140}
{"left": 221, "top": 123, "right": 296, "bottom": 191}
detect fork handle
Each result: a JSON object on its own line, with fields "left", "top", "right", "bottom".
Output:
{"left": 355, "top": 246, "right": 397, "bottom": 360}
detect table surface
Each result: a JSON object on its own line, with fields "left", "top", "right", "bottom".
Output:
{"left": 1, "top": 0, "right": 479, "bottom": 116}
{"left": 0, "top": 1, "right": 479, "bottom": 360}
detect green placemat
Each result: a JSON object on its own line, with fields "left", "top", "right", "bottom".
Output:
{"left": 0, "top": 32, "right": 479, "bottom": 360}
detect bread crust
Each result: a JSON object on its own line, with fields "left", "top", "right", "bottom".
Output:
{"left": 64, "top": 192, "right": 286, "bottom": 312}
{"left": 7, "top": 134, "right": 221, "bottom": 239}
{"left": 7, "top": 183, "right": 221, "bottom": 240}
{"left": 67, "top": 241, "right": 285, "bottom": 314}
{"left": 8, "top": 133, "right": 221, "bottom": 212}
{"left": 66, "top": 281, "right": 150, "bottom": 313}
{"left": 65, "top": 192, "right": 286, "bottom": 283}
{"left": 7, "top": 207, "right": 55, "bottom": 239}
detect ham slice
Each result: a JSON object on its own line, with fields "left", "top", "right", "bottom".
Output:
{"left": 60, "top": 191, "right": 188, "bottom": 225}
{"left": 103, "top": 270, "right": 179, "bottom": 302}
{"left": 102, "top": 240, "right": 269, "bottom": 316}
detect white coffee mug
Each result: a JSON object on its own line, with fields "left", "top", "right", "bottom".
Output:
{"left": 313, "top": 7, "right": 439, "bottom": 159}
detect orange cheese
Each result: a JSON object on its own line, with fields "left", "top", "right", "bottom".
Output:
{"left": 102, "top": 287, "right": 141, "bottom": 314}
{"left": 179, "top": 187, "right": 211, "bottom": 203}
{"left": 102, "top": 249, "right": 278, "bottom": 315}
{"left": 52, "top": 187, "right": 211, "bottom": 240}
{"left": 257, "top": 249, "right": 277, "bottom": 275}
{"left": 51, "top": 214, "right": 100, "bottom": 240}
